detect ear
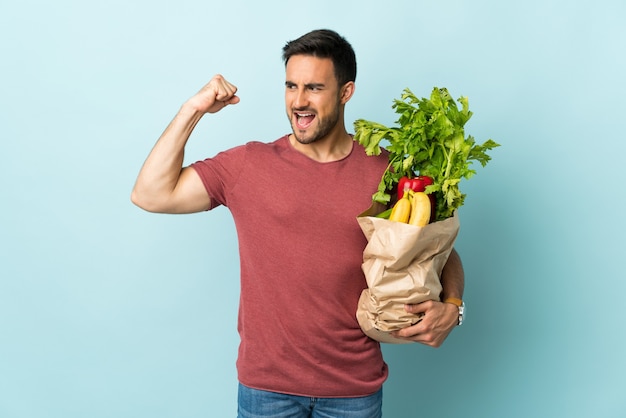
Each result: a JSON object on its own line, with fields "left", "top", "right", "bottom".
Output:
{"left": 340, "top": 81, "right": 355, "bottom": 104}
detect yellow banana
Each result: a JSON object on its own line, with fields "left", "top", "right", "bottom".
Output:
{"left": 388, "top": 194, "right": 412, "bottom": 223}
{"left": 408, "top": 191, "right": 431, "bottom": 226}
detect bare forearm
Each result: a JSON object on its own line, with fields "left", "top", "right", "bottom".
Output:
{"left": 440, "top": 248, "right": 464, "bottom": 301}
{"left": 134, "top": 104, "right": 202, "bottom": 193}
{"left": 131, "top": 104, "right": 204, "bottom": 211}
{"left": 131, "top": 75, "right": 240, "bottom": 213}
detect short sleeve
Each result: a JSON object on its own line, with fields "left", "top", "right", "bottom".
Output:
{"left": 190, "top": 144, "right": 247, "bottom": 209}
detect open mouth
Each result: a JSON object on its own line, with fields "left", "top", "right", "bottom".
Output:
{"left": 295, "top": 112, "right": 315, "bottom": 130}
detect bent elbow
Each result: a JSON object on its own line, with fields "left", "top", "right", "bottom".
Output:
{"left": 130, "top": 178, "right": 210, "bottom": 214}
{"left": 130, "top": 190, "right": 146, "bottom": 211}
{"left": 130, "top": 188, "right": 158, "bottom": 213}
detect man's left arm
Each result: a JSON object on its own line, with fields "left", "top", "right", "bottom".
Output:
{"left": 391, "top": 248, "right": 465, "bottom": 347}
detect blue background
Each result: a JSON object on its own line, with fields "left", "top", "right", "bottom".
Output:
{"left": 1, "top": 0, "right": 625, "bottom": 417}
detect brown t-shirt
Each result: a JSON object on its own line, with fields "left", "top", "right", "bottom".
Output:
{"left": 191, "top": 135, "right": 389, "bottom": 397}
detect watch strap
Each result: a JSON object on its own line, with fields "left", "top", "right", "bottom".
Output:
{"left": 443, "top": 297, "right": 463, "bottom": 307}
{"left": 443, "top": 297, "right": 464, "bottom": 325}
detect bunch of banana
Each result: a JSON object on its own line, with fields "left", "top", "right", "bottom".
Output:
{"left": 388, "top": 190, "right": 431, "bottom": 226}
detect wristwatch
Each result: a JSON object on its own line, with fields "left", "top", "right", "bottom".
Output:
{"left": 444, "top": 297, "right": 465, "bottom": 326}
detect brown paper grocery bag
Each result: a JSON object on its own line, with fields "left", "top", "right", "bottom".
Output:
{"left": 356, "top": 212, "right": 460, "bottom": 344}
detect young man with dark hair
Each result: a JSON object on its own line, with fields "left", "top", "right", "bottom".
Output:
{"left": 132, "top": 29, "right": 464, "bottom": 417}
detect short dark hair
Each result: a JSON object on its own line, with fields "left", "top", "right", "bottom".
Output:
{"left": 282, "top": 29, "right": 357, "bottom": 86}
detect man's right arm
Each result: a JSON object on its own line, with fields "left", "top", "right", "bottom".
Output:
{"left": 131, "top": 75, "right": 239, "bottom": 214}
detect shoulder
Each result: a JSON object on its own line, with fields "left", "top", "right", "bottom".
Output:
{"left": 198, "top": 135, "right": 289, "bottom": 163}
{"left": 242, "top": 134, "right": 290, "bottom": 154}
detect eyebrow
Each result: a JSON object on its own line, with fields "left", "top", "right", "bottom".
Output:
{"left": 285, "top": 81, "right": 326, "bottom": 89}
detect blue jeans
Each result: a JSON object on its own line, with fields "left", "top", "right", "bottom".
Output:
{"left": 237, "top": 383, "right": 383, "bottom": 418}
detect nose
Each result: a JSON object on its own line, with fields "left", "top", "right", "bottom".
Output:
{"left": 294, "top": 88, "right": 309, "bottom": 109}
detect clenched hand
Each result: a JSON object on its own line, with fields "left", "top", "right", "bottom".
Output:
{"left": 187, "top": 74, "right": 240, "bottom": 114}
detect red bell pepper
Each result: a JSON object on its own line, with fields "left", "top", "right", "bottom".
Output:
{"left": 397, "top": 176, "right": 434, "bottom": 198}
{"left": 397, "top": 175, "right": 436, "bottom": 222}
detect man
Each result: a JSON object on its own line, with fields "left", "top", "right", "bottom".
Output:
{"left": 132, "top": 29, "right": 464, "bottom": 417}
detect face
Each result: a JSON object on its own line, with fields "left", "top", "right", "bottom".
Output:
{"left": 284, "top": 55, "right": 352, "bottom": 145}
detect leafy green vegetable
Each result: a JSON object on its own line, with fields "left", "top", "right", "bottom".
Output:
{"left": 354, "top": 87, "right": 500, "bottom": 221}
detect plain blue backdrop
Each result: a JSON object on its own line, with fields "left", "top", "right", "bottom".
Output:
{"left": 1, "top": 0, "right": 624, "bottom": 417}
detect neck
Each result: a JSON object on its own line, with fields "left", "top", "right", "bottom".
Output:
{"left": 289, "top": 130, "right": 353, "bottom": 163}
